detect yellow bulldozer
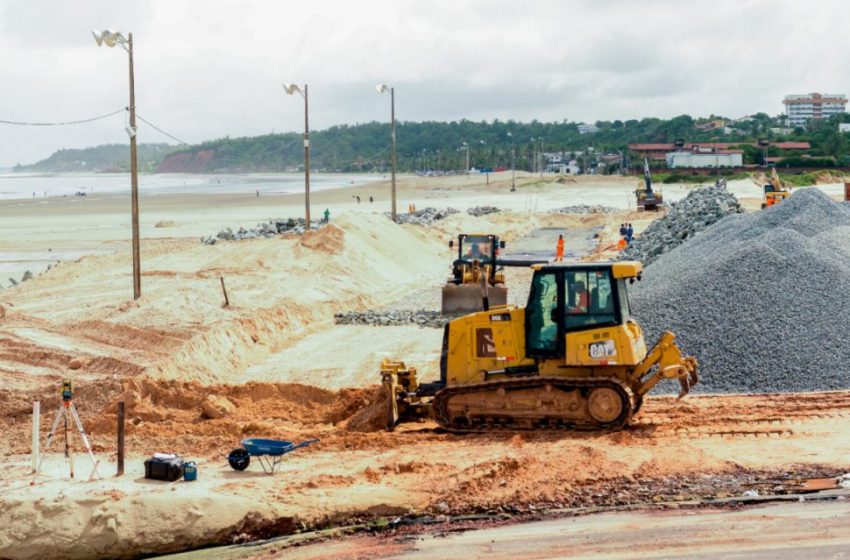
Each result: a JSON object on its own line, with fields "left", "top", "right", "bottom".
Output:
{"left": 382, "top": 261, "right": 698, "bottom": 432}
{"left": 441, "top": 234, "right": 508, "bottom": 314}
{"left": 761, "top": 168, "right": 790, "bottom": 209}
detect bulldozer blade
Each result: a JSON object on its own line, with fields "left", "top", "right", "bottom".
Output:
{"left": 442, "top": 284, "right": 507, "bottom": 315}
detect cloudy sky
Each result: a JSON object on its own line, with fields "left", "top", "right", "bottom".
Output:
{"left": 0, "top": 0, "right": 847, "bottom": 166}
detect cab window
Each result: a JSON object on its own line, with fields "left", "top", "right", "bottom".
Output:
{"left": 526, "top": 271, "right": 559, "bottom": 354}
{"left": 564, "top": 270, "right": 617, "bottom": 330}
{"left": 460, "top": 236, "right": 493, "bottom": 263}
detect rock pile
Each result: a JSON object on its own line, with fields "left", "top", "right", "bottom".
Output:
{"left": 630, "top": 187, "right": 850, "bottom": 393}
{"left": 334, "top": 310, "right": 448, "bottom": 329}
{"left": 201, "top": 218, "right": 322, "bottom": 244}
{"left": 550, "top": 205, "right": 617, "bottom": 214}
{"left": 467, "top": 206, "right": 500, "bottom": 217}
{"left": 391, "top": 207, "right": 459, "bottom": 225}
{"left": 621, "top": 183, "right": 742, "bottom": 265}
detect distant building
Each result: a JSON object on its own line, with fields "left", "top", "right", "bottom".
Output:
{"left": 577, "top": 123, "right": 598, "bottom": 134}
{"left": 840, "top": 123, "right": 850, "bottom": 133}
{"left": 666, "top": 147, "right": 742, "bottom": 168}
{"left": 783, "top": 93, "right": 847, "bottom": 127}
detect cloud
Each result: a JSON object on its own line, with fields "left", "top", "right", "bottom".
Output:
{"left": 0, "top": 0, "right": 848, "bottom": 165}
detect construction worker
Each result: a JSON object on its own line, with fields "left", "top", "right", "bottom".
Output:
{"left": 555, "top": 234, "right": 565, "bottom": 262}
{"left": 626, "top": 223, "right": 634, "bottom": 244}
{"left": 323, "top": 208, "right": 330, "bottom": 223}
{"left": 617, "top": 236, "right": 627, "bottom": 251}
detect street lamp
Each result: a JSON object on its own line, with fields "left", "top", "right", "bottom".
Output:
{"left": 283, "top": 83, "right": 311, "bottom": 229}
{"left": 92, "top": 28, "right": 140, "bottom": 300}
{"left": 538, "top": 137, "right": 545, "bottom": 178}
{"left": 507, "top": 132, "right": 516, "bottom": 191}
{"left": 376, "top": 84, "right": 397, "bottom": 221}
{"left": 461, "top": 142, "right": 469, "bottom": 176}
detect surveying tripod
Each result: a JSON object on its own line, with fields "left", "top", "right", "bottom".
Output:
{"left": 36, "top": 380, "right": 102, "bottom": 480}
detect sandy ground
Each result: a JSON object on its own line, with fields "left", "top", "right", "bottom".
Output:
{"left": 2, "top": 172, "right": 849, "bottom": 559}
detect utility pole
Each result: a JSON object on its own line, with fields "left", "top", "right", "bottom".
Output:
{"left": 507, "top": 132, "right": 515, "bottom": 191}
{"left": 284, "top": 83, "right": 311, "bottom": 228}
{"left": 303, "top": 84, "right": 311, "bottom": 227}
{"left": 539, "top": 137, "right": 544, "bottom": 178}
{"left": 127, "top": 33, "right": 140, "bottom": 300}
{"left": 390, "top": 87, "right": 397, "bottom": 220}
{"left": 94, "top": 29, "right": 141, "bottom": 300}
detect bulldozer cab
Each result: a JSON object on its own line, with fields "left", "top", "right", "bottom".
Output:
{"left": 525, "top": 263, "right": 638, "bottom": 359}
{"left": 451, "top": 234, "right": 502, "bottom": 264}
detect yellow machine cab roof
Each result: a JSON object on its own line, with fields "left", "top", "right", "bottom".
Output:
{"left": 531, "top": 261, "right": 643, "bottom": 279}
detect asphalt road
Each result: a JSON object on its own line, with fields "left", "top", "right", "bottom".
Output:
{"left": 267, "top": 500, "right": 850, "bottom": 560}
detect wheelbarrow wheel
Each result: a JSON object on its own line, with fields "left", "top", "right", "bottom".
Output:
{"left": 228, "top": 448, "right": 250, "bottom": 471}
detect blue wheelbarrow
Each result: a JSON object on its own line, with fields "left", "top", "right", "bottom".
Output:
{"left": 227, "top": 438, "right": 319, "bottom": 474}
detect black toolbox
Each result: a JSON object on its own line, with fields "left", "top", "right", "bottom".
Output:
{"left": 144, "top": 455, "right": 185, "bottom": 482}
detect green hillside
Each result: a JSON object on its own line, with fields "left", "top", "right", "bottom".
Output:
{"left": 16, "top": 143, "right": 179, "bottom": 173}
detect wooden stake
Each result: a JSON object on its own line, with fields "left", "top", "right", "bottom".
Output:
{"left": 220, "top": 276, "right": 230, "bottom": 307}
{"left": 31, "top": 401, "right": 40, "bottom": 473}
{"left": 117, "top": 401, "right": 125, "bottom": 476}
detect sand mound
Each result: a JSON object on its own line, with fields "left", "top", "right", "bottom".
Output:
{"left": 631, "top": 188, "right": 850, "bottom": 393}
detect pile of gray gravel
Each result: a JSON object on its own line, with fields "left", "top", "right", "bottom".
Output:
{"left": 334, "top": 310, "right": 448, "bottom": 329}
{"left": 550, "top": 205, "right": 617, "bottom": 214}
{"left": 390, "top": 207, "right": 460, "bottom": 225}
{"left": 467, "top": 206, "right": 500, "bottom": 217}
{"left": 201, "top": 217, "right": 321, "bottom": 244}
{"left": 630, "top": 187, "right": 850, "bottom": 393}
{"left": 621, "top": 184, "right": 742, "bottom": 265}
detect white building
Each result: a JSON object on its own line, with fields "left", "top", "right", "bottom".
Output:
{"left": 784, "top": 93, "right": 847, "bottom": 127}
{"left": 666, "top": 150, "right": 742, "bottom": 168}
{"left": 839, "top": 123, "right": 850, "bottom": 133}
{"left": 577, "top": 123, "right": 598, "bottom": 134}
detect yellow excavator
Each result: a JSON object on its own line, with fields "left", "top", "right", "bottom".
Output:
{"left": 382, "top": 261, "right": 698, "bottom": 432}
{"left": 441, "top": 234, "right": 508, "bottom": 314}
{"left": 636, "top": 157, "right": 664, "bottom": 211}
{"left": 761, "top": 168, "right": 790, "bottom": 209}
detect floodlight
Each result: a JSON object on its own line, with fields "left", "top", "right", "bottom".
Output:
{"left": 376, "top": 84, "right": 389, "bottom": 94}
{"left": 283, "top": 83, "right": 301, "bottom": 96}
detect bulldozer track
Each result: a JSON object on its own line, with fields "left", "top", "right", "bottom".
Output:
{"left": 432, "top": 376, "right": 635, "bottom": 433}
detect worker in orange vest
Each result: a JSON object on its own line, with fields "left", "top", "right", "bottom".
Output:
{"left": 555, "top": 234, "right": 565, "bottom": 262}
{"left": 617, "top": 236, "right": 627, "bottom": 251}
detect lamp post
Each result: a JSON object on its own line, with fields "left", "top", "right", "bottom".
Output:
{"left": 539, "top": 137, "right": 545, "bottom": 177}
{"left": 93, "top": 29, "right": 140, "bottom": 300}
{"left": 284, "top": 83, "right": 311, "bottom": 228}
{"left": 461, "top": 142, "right": 469, "bottom": 176}
{"left": 376, "top": 84, "right": 397, "bottom": 221}
{"left": 507, "top": 132, "right": 516, "bottom": 191}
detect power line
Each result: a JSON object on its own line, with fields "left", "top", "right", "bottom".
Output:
{"left": 135, "top": 113, "right": 189, "bottom": 146}
{"left": 0, "top": 109, "right": 125, "bottom": 126}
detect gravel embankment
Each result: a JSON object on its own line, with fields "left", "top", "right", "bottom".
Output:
{"left": 621, "top": 184, "right": 742, "bottom": 265}
{"left": 334, "top": 310, "right": 448, "bottom": 328}
{"left": 631, "top": 187, "right": 850, "bottom": 393}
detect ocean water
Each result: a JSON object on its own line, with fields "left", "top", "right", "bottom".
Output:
{"left": 0, "top": 172, "right": 383, "bottom": 200}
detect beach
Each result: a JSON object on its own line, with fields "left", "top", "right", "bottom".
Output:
{"left": 2, "top": 171, "right": 847, "bottom": 559}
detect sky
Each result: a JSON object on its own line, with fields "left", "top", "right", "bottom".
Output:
{"left": 1, "top": 0, "right": 848, "bottom": 166}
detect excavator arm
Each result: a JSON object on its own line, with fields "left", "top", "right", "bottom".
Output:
{"left": 629, "top": 331, "right": 698, "bottom": 399}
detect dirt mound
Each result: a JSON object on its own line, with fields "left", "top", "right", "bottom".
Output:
{"left": 342, "top": 387, "right": 388, "bottom": 432}
{"left": 299, "top": 223, "right": 346, "bottom": 254}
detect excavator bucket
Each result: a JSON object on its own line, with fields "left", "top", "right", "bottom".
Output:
{"left": 441, "top": 284, "right": 507, "bottom": 315}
